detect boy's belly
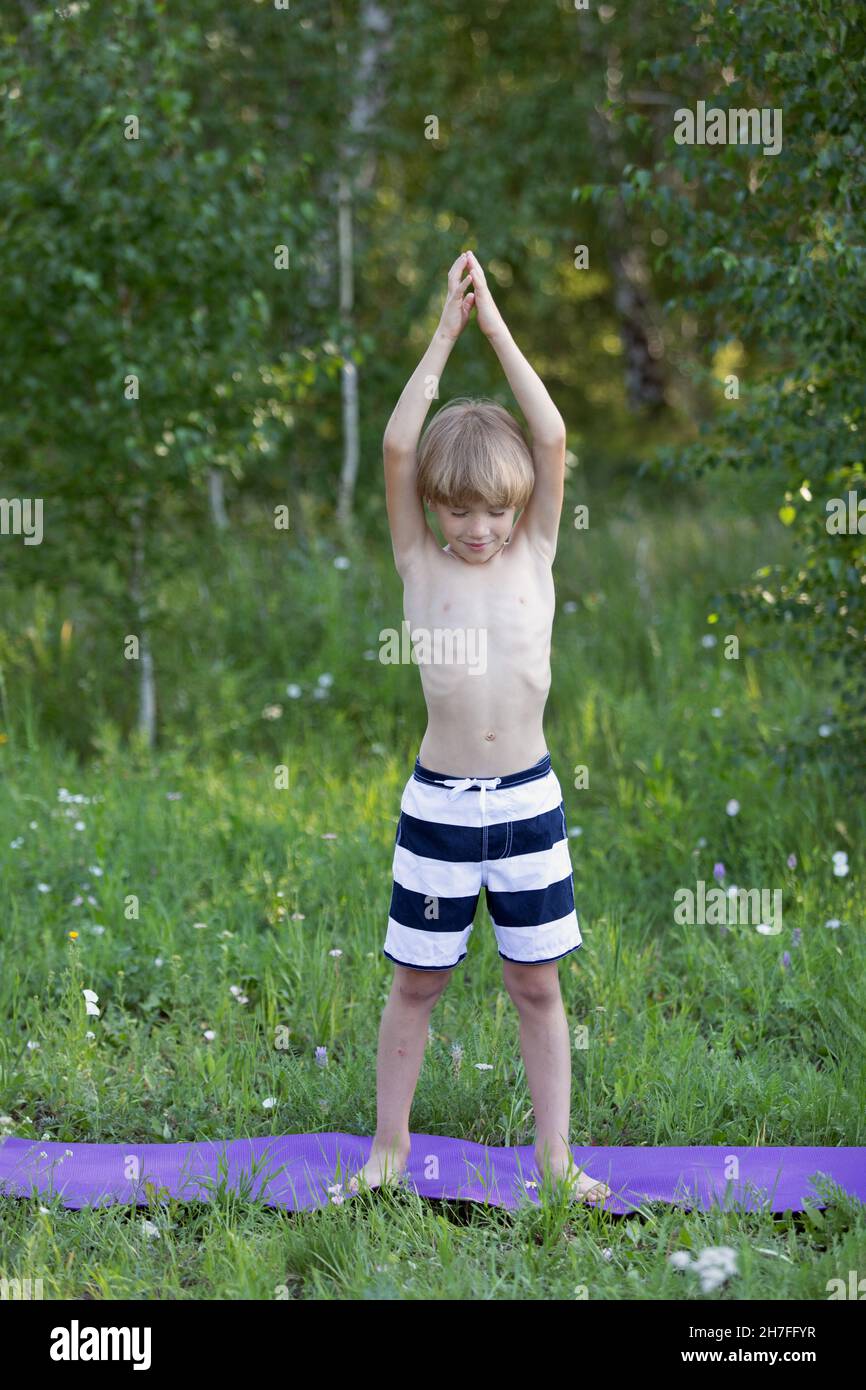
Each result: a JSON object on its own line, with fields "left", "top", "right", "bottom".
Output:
{"left": 415, "top": 657, "right": 551, "bottom": 777}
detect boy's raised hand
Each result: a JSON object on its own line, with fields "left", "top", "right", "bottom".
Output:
{"left": 464, "top": 250, "right": 506, "bottom": 339}
{"left": 437, "top": 251, "right": 475, "bottom": 341}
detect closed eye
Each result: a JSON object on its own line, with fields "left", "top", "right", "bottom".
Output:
{"left": 450, "top": 510, "right": 506, "bottom": 517}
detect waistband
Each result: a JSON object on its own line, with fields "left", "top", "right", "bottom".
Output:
{"left": 413, "top": 749, "right": 551, "bottom": 791}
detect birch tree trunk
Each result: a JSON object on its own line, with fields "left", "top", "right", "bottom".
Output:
{"left": 130, "top": 506, "right": 157, "bottom": 749}
{"left": 334, "top": 0, "right": 393, "bottom": 531}
{"left": 208, "top": 467, "right": 229, "bottom": 530}
{"left": 336, "top": 166, "right": 359, "bottom": 530}
{"left": 587, "top": 44, "right": 667, "bottom": 415}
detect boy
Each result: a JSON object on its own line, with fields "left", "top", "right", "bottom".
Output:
{"left": 349, "top": 251, "right": 610, "bottom": 1205}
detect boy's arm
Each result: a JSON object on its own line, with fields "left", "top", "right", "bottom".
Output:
{"left": 384, "top": 253, "right": 474, "bottom": 573}
{"left": 382, "top": 328, "right": 454, "bottom": 573}
{"left": 465, "top": 251, "right": 566, "bottom": 560}
{"left": 488, "top": 325, "right": 566, "bottom": 559}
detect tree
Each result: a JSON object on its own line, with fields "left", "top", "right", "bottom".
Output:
{"left": 604, "top": 0, "right": 866, "bottom": 758}
{"left": 0, "top": 0, "right": 322, "bottom": 744}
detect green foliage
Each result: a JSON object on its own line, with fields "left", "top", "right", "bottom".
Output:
{"left": 0, "top": 0, "right": 323, "bottom": 591}
{"left": 0, "top": 1, "right": 864, "bottom": 1299}
{"left": 602, "top": 0, "right": 866, "bottom": 744}
{"left": 1, "top": 496, "right": 865, "bottom": 1292}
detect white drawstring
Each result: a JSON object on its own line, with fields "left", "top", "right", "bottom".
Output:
{"left": 439, "top": 775, "right": 502, "bottom": 817}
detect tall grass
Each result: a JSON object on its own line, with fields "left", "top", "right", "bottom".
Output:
{"left": 1, "top": 466, "right": 863, "bottom": 1298}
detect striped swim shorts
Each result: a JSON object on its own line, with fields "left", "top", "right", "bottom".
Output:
{"left": 383, "top": 750, "right": 582, "bottom": 970}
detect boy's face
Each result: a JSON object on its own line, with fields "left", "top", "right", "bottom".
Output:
{"left": 427, "top": 499, "right": 516, "bottom": 564}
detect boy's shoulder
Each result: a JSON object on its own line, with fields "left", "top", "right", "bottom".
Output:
{"left": 393, "top": 523, "right": 440, "bottom": 575}
{"left": 503, "top": 518, "right": 559, "bottom": 571}
{"left": 397, "top": 525, "right": 555, "bottom": 582}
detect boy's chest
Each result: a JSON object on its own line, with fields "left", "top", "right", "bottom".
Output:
{"left": 403, "top": 548, "right": 555, "bottom": 642}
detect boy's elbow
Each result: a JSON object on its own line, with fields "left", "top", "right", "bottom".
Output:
{"left": 533, "top": 416, "right": 566, "bottom": 447}
{"left": 383, "top": 434, "right": 416, "bottom": 460}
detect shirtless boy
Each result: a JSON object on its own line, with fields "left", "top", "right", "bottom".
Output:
{"left": 349, "top": 251, "right": 610, "bottom": 1205}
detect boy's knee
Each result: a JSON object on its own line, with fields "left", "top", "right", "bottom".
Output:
{"left": 394, "top": 965, "right": 452, "bottom": 1002}
{"left": 502, "top": 959, "right": 560, "bottom": 1007}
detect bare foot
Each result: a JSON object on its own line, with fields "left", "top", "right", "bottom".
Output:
{"left": 347, "top": 1141, "right": 411, "bottom": 1195}
{"left": 535, "top": 1151, "right": 612, "bottom": 1206}
{"left": 564, "top": 1169, "right": 612, "bottom": 1205}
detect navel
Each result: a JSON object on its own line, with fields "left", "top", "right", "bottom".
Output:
{"left": 485, "top": 731, "right": 496, "bottom": 742}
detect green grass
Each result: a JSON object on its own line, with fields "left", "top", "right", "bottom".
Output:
{"left": 0, "top": 470, "right": 863, "bottom": 1299}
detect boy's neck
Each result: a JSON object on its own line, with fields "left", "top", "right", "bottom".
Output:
{"left": 443, "top": 542, "right": 508, "bottom": 564}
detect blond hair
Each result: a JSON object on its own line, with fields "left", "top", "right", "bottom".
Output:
{"left": 415, "top": 396, "right": 535, "bottom": 510}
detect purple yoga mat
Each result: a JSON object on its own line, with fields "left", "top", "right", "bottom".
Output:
{"left": 1, "top": 1133, "right": 863, "bottom": 1213}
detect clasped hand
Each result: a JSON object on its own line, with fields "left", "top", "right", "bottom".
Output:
{"left": 438, "top": 250, "right": 506, "bottom": 342}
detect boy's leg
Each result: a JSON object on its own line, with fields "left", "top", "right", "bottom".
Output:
{"left": 485, "top": 762, "right": 607, "bottom": 1200}
{"left": 502, "top": 959, "right": 610, "bottom": 1203}
{"left": 348, "top": 964, "right": 452, "bottom": 1192}
{"left": 502, "top": 960, "right": 571, "bottom": 1166}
